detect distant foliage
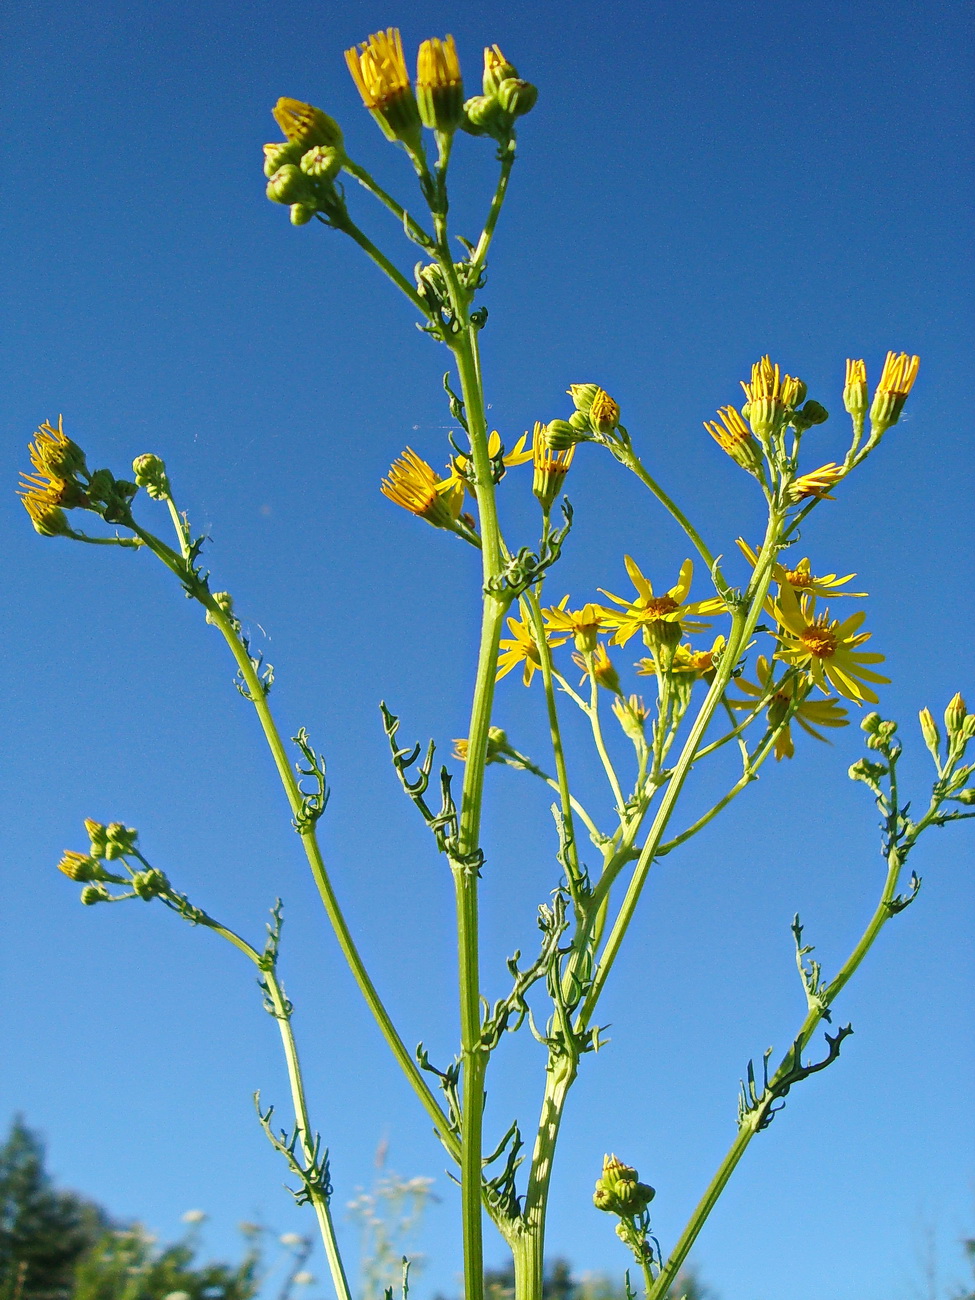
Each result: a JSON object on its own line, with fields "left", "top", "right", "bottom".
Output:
{"left": 72, "top": 1227, "right": 259, "bottom": 1300}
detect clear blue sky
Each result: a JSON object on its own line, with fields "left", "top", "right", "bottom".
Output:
{"left": 2, "top": 1, "right": 973, "bottom": 1298}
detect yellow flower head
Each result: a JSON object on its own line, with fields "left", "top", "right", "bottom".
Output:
{"left": 736, "top": 540, "right": 866, "bottom": 600}
{"left": 381, "top": 448, "right": 464, "bottom": 528}
{"left": 532, "top": 421, "right": 575, "bottom": 512}
{"left": 271, "top": 98, "right": 344, "bottom": 150}
{"left": 573, "top": 641, "right": 622, "bottom": 694}
{"left": 416, "top": 35, "right": 464, "bottom": 131}
{"left": 771, "top": 584, "right": 890, "bottom": 704}
{"left": 788, "top": 462, "right": 845, "bottom": 502}
{"left": 636, "top": 635, "right": 725, "bottom": 681}
{"left": 843, "top": 358, "right": 868, "bottom": 418}
{"left": 19, "top": 417, "right": 86, "bottom": 536}
{"left": 612, "top": 694, "right": 652, "bottom": 742}
{"left": 543, "top": 598, "right": 606, "bottom": 652}
{"left": 740, "top": 356, "right": 805, "bottom": 441}
{"left": 732, "top": 655, "right": 850, "bottom": 759}
{"left": 496, "top": 611, "right": 542, "bottom": 686}
{"left": 346, "top": 29, "right": 422, "bottom": 148}
{"left": 870, "top": 351, "right": 920, "bottom": 431}
{"left": 704, "top": 406, "right": 763, "bottom": 475}
{"left": 448, "top": 431, "right": 532, "bottom": 495}
{"left": 599, "top": 557, "right": 725, "bottom": 649}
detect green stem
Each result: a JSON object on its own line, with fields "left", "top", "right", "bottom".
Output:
{"left": 342, "top": 158, "right": 434, "bottom": 247}
{"left": 578, "top": 510, "right": 785, "bottom": 1030}
{"left": 205, "top": 605, "right": 460, "bottom": 1160}
{"left": 471, "top": 143, "right": 516, "bottom": 277}
{"left": 524, "top": 590, "right": 582, "bottom": 892}
{"left": 585, "top": 658, "right": 627, "bottom": 812}
{"left": 186, "top": 913, "right": 352, "bottom": 1300}
{"left": 332, "top": 214, "right": 433, "bottom": 318}
{"left": 648, "top": 846, "right": 906, "bottom": 1298}
{"left": 619, "top": 449, "right": 724, "bottom": 592}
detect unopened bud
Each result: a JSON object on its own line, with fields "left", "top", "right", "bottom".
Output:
{"left": 58, "top": 851, "right": 100, "bottom": 882}
{"left": 132, "top": 453, "right": 170, "bottom": 500}
{"left": 791, "top": 400, "right": 829, "bottom": 434}
{"left": 267, "top": 165, "right": 314, "bottom": 206}
{"left": 300, "top": 145, "right": 342, "bottom": 182}
{"left": 593, "top": 1154, "right": 655, "bottom": 1216}
{"left": 589, "top": 389, "right": 620, "bottom": 434}
{"left": 918, "top": 707, "right": 940, "bottom": 759}
{"left": 290, "top": 204, "right": 316, "bottom": 226}
{"left": 496, "top": 77, "right": 538, "bottom": 118}
{"left": 80, "top": 884, "right": 110, "bottom": 905}
{"left": 953, "top": 789, "right": 975, "bottom": 805}
{"left": 103, "top": 823, "right": 138, "bottom": 860}
{"left": 132, "top": 868, "right": 169, "bottom": 900}
{"left": 843, "top": 359, "right": 868, "bottom": 418}
{"left": 461, "top": 94, "right": 505, "bottom": 136}
{"left": 944, "top": 693, "right": 967, "bottom": 736}
{"left": 482, "top": 45, "right": 518, "bottom": 97}
{"left": 544, "top": 419, "right": 579, "bottom": 451}
{"left": 263, "top": 141, "right": 303, "bottom": 178}
{"left": 272, "top": 99, "right": 344, "bottom": 151}
{"left": 567, "top": 383, "right": 600, "bottom": 416}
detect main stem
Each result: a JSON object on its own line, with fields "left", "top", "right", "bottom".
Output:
{"left": 450, "top": 320, "right": 507, "bottom": 1300}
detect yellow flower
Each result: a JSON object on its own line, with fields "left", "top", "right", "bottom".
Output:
{"left": 599, "top": 557, "right": 725, "bottom": 649}
{"left": 532, "top": 421, "right": 574, "bottom": 512}
{"left": 416, "top": 35, "right": 464, "bottom": 132}
{"left": 18, "top": 417, "right": 86, "bottom": 536}
{"left": 740, "top": 356, "right": 805, "bottom": 441}
{"left": 704, "top": 405, "right": 763, "bottom": 475}
{"left": 497, "top": 611, "right": 542, "bottom": 686}
{"left": 732, "top": 655, "right": 850, "bottom": 759}
{"left": 736, "top": 540, "right": 866, "bottom": 599}
{"left": 572, "top": 642, "right": 622, "bottom": 694}
{"left": 788, "top": 462, "right": 845, "bottom": 501}
{"left": 381, "top": 448, "right": 464, "bottom": 528}
{"left": 843, "top": 358, "right": 868, "bottom": 418}
{"left": 542, "top": 598, "right": 606, "bottom": 652}
{"left": 870, "top": 351, "right": 920, "bottom": 431}
{"left": 447, "top": 431, "right": 532, "bottom": 495}
{"left": 612, "top": 694, "right": 651, "bottom": 742}
{"left": 636, "top": 635, "right": 725, "bottom": 681}
{"left": 589, "top": 388, "right": 620, "bottom": 434}
{"left": 345, "top": 29, "right": 422, "bottom": 149}
{"left": 771, "top": 584, "right": 889, "bottom": 704}
{"left": 270, "top": 98, "right": 343, "bottom": 150}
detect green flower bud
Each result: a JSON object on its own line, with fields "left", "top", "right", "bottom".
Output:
{"left": 567, "top": 384, "right": 602, "bottom": 417}
{"left": 300, "top": 146, "right": 342, "bottom": 182}
{"left": 568, "top": 410, "right": 590, "bottom": 432}
{"left": 25, "top": 502, "right": 70, "bottom": 537}
{"left": 132, "top": 868, "right": 169, "bottom": 900}
{"left": 86, "top": 468, "right": 116, "bottom": 502}
{"left": 80, "top": 884, "right": 110, "bottom": 905}
{"left": 132, "top": 454, "right": 171, "bottom": 500}
{"left": 290, "top": 203, "right": 316, "bottom": 226}
{"left": 849, "top": 757, "right": 887, "bottom": 784}
{"left": 918, "top": 707, "right": 941, "bottom": 760}
{"left": 544, "top": 419, "right": 579, "bottom": 451}
{"left": 496, "top": 77, "right": 538, "bottom": 118}
{"left": 482, "top": 45, "right": 518, "bottom": 97}
{"left": 84, "top": 819, "right": 108, "bottom": 857}
{"left": 860, "top": 712, "right": 883, "bottom": 734}
{"left": 791, "top": 400, "right": 829, "bottom": 433}
{"left": 267, "top": 165, "right": 314, "bottom": 206}
{"left": 263, "top": 140, "right": 303, "bottom": 178}
{"left": 461, "top": 94, "right": 505, "bottom": 136}
{"left": 944, "top": 693, "right": 967, "bottom": 737}
{"left": 953, "top": 788, "right": 975, "bottom": 805}
{"left": 593, "top": 1155, "right": 655, "bottom": 1216}
{"left": 103, "top": 823, "right": 138, "bottom": 860}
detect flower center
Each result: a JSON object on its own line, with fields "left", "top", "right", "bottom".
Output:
{"left": 784, "top": 569, "right": 812, "bottom": 588}
{"left": 800, "top": 624, "right": 837, "bottom": 659}
{"left": 644, "top": 595, "right": 679, "bottom": 620}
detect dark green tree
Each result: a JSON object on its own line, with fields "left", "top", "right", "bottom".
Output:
{"left": 0, "top": 1119, "right": 107, "bottom": 1300}
{"left": 72, "top": 1227, "right": 259, "bottom": 1300}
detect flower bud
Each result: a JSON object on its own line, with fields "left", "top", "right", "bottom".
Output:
{"left": 849, "top": 757, "right": 887, "bottom": 784}
{"left": 568, "top": 411, "right": 590, "bottom": 432}
{"left": 482, "top": 45, "right": 518, "bottom": 96}
{"left": 918, "top": 707, "right": 941, "bottom": 760}
{"left": 496, "top": 77, "right": 538, "bottom": 118}
{"left": 132, "top": 453, "right": 171, "bottom": 500}
{"left": 290, "top": 204, "right": 316, "bottom": 226}
{"left": 132, "top": 868, "right": 169, "bottom": 900}
{"left": 843, "top": 359, "right": 868, "bottom": 418}
{"left": 544, "top": 419, "right": 580, "bottom": 451}
{"left": 416, "top": 35, "right": 464, "bottom": 133}
{"left": 300, "top": 146, "right": 342, "bottom": 182}
{"left": 85, "top": 819, "right": 109, "bottom": 857}
{"left": 80, "top": 884, "right": 110, "bottom": 905}
{"left": 791, "top": 400, "right": 829, "bottom": 434}
{"left": 589, "top": 389, "right": 620, "bottom": 434}
{"left": 567, "top": 383, "right": 600, "bottom": 416}
{"left": 954, "top": 788, "right": 975, "bottom": 805}
{"left": 267, "top": 165, "right": 314, "bottom": 206}
{"left": 532, "top": 423, "right": 574, "bottom": 512}
{"left": 593, "top": 1154, "right": 655, "bottom": 1216}
{"left": 58, "top": 851, "right": 100, "bottom": 882}
{"left": 869, "top": 352, "right": 920, "bottom": 433}
{"left": 263, "top": 140, "right": 303, "bottom": 178}
{"left": 461, "top": 94, "right": 505, "bottom": 136}
{"left": 24, "top": 499, "right": 70, "bottom": 537}
{"left": 103, "top": 823, "right": 138, "bottom": 859}
{"left": 944, "top": 693, "right": 967, "bottom": 737}
{"left": 272, "top": 99, "right": 344, "bottom": 151}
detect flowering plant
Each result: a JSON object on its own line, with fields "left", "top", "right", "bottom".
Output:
{"left": 20, "top": 29, "right": 972, "bottom": 1300}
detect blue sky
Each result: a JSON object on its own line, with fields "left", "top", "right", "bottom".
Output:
{"left": 2, "top": 1, "right": 973, "bottom": 1298}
